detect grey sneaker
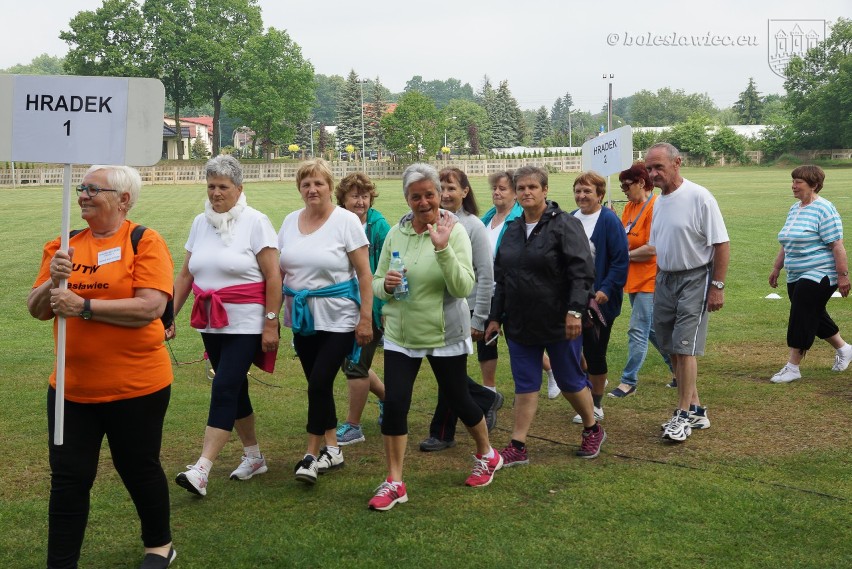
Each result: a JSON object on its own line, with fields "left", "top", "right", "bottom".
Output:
{"left": 485, "top": 391, "right": 504, "bottom": 432}
{"left": 294, "top": 455, "right": 318, "bottom": 485}
{"left": 336, "top": 422, "right": 365, "bottom": 446}
{"left": 419, "top": 437, "right": 456, "bottom": 452}
{"left": 316, "top": 447, "right": 344, "bottom": 474}
{"left": 229, "top": 454, "right": 268, "bottom": 480}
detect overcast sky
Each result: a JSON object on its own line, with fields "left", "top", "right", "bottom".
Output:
{"left": 5, "top": 0, "right": 848, "bottom": 113}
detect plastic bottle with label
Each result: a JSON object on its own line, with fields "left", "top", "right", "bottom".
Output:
{"left": 389, "top": 251, "right": 409, "bottom": 301}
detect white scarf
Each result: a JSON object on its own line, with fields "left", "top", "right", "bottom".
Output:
{"left": 204, "top": 192, "right": 247, "bottom": 245}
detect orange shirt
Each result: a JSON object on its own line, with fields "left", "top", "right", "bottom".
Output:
{"left": 34, "top": 221, "right": 174, "bottom": 403}
{"left": 622, "top": 195, "right": 659, "bottom": 293}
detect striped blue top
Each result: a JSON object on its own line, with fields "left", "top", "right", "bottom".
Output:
{"left": 778, "top": 196, "right": 843, "bottom": 285}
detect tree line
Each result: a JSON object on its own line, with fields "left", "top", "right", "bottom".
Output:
{"left": 3, "top": 4, "right": 848, "bottom": 163}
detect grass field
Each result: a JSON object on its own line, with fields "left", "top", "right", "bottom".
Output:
{"left": 1, "top": 166, "right": 851, "bottom": 568}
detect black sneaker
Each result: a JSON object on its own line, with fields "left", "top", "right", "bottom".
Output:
{"left": 666, "top": 377, "right": 678, "bottom": 388}
{"left": 139, "top": 546, "right": 176, "bottom": 569}
{"left": 419, "top": 437, "right": 456, "bottom": 452}
{"left": 485, "top": 390, "right": 504, "bottom": 432}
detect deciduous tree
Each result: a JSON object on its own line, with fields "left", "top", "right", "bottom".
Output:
{"left": 185, "top": 0, "right": 263, "bottom": 156}
{"left": 226, "top": 27, "right": 314, "bottom": 162}
{"left": 381, "top": 91, "right": 442, "bottom": 160}
{"left": 784, "top": 18, "right": 852, "bottom": 149}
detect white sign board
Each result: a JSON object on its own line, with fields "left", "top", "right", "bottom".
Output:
{"left": 0, "top": 75, "right": 165, "bottom": 166}
{"left": 581, "top": 125, "right": 634, "bottom": 177}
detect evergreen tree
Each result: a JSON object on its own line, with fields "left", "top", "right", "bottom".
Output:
{"left": 532, "top": 106, "right": 552, "bottom": 145}
{"left": 733, "top": 78, "right": 764, "bottom": 125}
{"left": 490, "top": 80, "right": 524, "bottom": 147}
{"left": 336, "top": 70, "right": 363, "bottom": 153}
{"left": 551, "top": 97, "right": 564, "bottom": 132}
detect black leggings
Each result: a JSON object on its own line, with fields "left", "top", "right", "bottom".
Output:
{"left": 429, "top": 376, "right": 494, "bottom": 441}
{"left": 382, "top": 350, "right": 483, "bottom": 437}
{"left": 47, "top": 386, "right": 171, "bottom": 569}
{"left": 293, "top": 330, "right": 355, "bottom": 436}
{"left": 202, "top": 333, "right": 258, "bottom": 431}
{"left": 787, "top": 277, "right": 840, "bottom": 351}
{"left": 582, "top": 319, "right": 615, "bottom": 376}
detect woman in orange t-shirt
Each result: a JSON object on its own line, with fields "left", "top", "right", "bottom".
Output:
{"left": 609, "top": 162, "right": 674, "bottom": 397}
{"left": 28, "top": 165, "right": 176, "bottom": 568}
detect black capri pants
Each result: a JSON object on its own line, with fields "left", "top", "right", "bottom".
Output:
{"left": 787, "top": 276, "right": 840, "bottom": 352}
{"left": 381, "top": 350, "right": 484, "bottom": 436}
{"left": 293, "top": 330, "right": 355, "bottom": 436}
{"left": 582, "top": 319, "right": 615, "bottom": 376}
{"left": 201, "top": 333, "right": 258, "bottom": 431}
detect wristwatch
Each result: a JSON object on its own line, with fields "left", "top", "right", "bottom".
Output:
{"left": 710, "top": 280, "right": 725, "bottom": 290}
{"left": 567, "top": 310, "right": 582, "bottom": 319}
{"left": 80, "top": 299, "right": 93, "bottom": 320}
{"left": 265, "top": 311, "right": 278, "bottom": 321}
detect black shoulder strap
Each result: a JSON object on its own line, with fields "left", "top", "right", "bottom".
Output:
{"left": 130, "top": 224, "right": 147, "bottom": 255}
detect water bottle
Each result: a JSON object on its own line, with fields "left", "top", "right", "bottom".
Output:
{"left": 389, "top": 251, "right": 409, "bottom": 301}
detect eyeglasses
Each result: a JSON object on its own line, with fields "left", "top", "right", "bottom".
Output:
{"left": 619, "top": 181, "right": 636, "bottom": 190}
{"left": 76, "top": 184, "right": 118, "bottom": 197}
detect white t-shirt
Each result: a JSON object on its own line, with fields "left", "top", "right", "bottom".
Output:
{"left": 186, "top": 206, "right": 279, "bottom": 334}
{"left": 573, "top": 209, "right": 602, "bottom": 259}
{"left": 488, "top": 221, "right": 504, "bottom": 259}
{"left": 650, "top": 178, "right": 729, "bottom": 272}
{"left": 278, "top": 206, "right": 369, "bottom": 332}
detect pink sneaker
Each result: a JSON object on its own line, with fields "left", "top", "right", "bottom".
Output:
{"left": 576, "top": 425, "right": 607, "bottom": 458}
{"left": 465, "top": 451, "right": 503, "bottom": 487}
{"left": 368, "top": 478, "right": 408, "bottom": 511}
{"left": 499, "top": 444, "right": 529, "bottom": 467}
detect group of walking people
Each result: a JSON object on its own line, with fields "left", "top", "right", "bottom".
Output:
{"left": 29, "top": 143, "right": 849, "bottom": 567}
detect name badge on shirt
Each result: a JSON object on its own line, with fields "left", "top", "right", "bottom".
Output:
{"left": 98, "top": 247, "right": 122, "bottom": 265}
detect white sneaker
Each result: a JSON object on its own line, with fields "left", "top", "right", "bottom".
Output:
{"left": 662, "top": 413, "right": 692, "bottom": 442}
{"left": 175, "top": 465, "right": 208, "bottom": 496}
{"left": 660, "top": 409, "right": 679, "bottom": 430}
{"left": 230, "top": 454, "right": 268, "bottom": 481}
{"left": 316, "top": 447, "right": 344, "bottom": 474}
{"left": 294, "top": 455, "right": 318, "bottom": 485}
{"left": 831, "top": 345, "right": 852, "bottom": 372}
{"left": 572, "top": 406, "right": 604, "bottom": 424}
{"left": 688, "top": 407, "right": 711, "bottom": 430}
{"left": 547, "top": 373, "right": 560, "bottom": 399}
{"left": 770, "top": 364, "right": 801, "bottom": 384}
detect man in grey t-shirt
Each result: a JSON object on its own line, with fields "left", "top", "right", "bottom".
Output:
{"left": 646, "top": 143, "right": 730, "bottom": 442}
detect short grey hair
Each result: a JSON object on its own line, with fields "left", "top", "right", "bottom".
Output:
{"left": 205, "top": 154, "right": 243, "bottom": 186}
{"left": 402, "top": 163, "right": 440, "bottom": 199}
{"left": 84, "top": 165, "right": 142, "bottom": 211}
{"left": 647, "top": 142, "right": 680, "bottom": 160}
{"left": 513, "top": 165, "right": 548, "bottom": 188}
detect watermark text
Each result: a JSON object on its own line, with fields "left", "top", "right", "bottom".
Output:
{"left": 606, "top": 31, "right": 760, "bottom": 48}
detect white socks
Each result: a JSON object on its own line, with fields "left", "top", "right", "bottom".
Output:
{"left": 195, "top": 457, "right": 213, "bottom": 473}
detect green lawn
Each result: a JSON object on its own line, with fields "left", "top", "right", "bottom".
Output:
{"left": 1, "top": 166, "right": 851, "bottom": 568}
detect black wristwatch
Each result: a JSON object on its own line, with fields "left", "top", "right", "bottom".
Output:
{"left": 80, "top": 299, "right": 93, "bottom": 320}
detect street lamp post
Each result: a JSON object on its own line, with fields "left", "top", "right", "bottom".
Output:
{"left": 602, "top": 73, "right": 614, "bottom": 132}
{"left": 443, "top": 115, "right": 456, "bottom": 159}
{"left": 309, "top": 121, "right": 320, "bottom": 158}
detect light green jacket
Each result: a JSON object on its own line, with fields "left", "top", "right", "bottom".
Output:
{"left": 373, "top": 215, "right": 474, "bottom": 349}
